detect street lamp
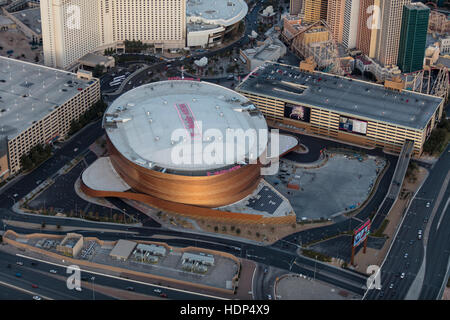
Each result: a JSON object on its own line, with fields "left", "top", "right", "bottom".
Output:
{"left": 91, "top": 276, "right": 95, "bottom": 300}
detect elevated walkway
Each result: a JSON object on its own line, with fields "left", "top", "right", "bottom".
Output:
{"left": 371, "top": 140, "right": 414, "bottom": 230}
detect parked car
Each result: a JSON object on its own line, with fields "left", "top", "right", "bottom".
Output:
{"left": 32, "top": 296, "right": 41, "bottom": 300}
{"left": 153, "top": 289, "right": 162, "bottom": 293}
{"left": 16, "top": 262, "right": 23, "bottom": 266}
{"left": 31, "top": 284, "right": 38, "bottom": 288}
{"left": 400, "top": 272, "right": 406, "bottom": 279}
{"left": 49, "top": 269, "right": 57, "bottom": 274}
{"left": 389, "top": 283, "right": 394, "bottom": 289}
{"left": 160, "top": 293, "right": 168, "bottom": 298}
{"left": 404, "top": 253, "right": 408, "bottom": 259}
{"left": 15, "top": 273, "right": 22, "bottom": 278}
{"left": 125, "top": 286, "right": 134, "bottom": 291}
{"left": 426, "top": 202, "right": 431, "bottom": 208}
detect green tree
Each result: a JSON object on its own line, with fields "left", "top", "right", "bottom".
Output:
{"left": 92, "top": 64, "right": 105, "bottom": 77}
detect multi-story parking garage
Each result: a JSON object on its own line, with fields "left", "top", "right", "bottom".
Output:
{"left": 0, "top": 56, "right": 100, "bottom": 181}
{"left": 236, "top": 62, "right": 445, "bottom": 156}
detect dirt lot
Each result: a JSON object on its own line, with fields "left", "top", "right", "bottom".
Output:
{"left": 160, "top": 212, "right": 332, "bottom": 243}
{"left": 0, "top": 30, "right": 42, "bottom": 63}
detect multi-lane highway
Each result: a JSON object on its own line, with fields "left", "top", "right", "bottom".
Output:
{"left": 0, "top": 250, "right": 223, "bottom": 300}
{"left": 365, "top": 144, "right": 450, "bottom": 300}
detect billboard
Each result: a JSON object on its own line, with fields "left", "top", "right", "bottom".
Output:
{"left": 284, "top": 103, "right": 311, "bottom": 123}
{"left": 339, "top": 116, "right": 367, "bottom": 135}
{"left": 353, "top": 219, "right": 371, "bottom": 248}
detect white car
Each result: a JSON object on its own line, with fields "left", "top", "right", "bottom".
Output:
{"left": 32, "top": 296, "right": 41, "bottom": 300}
{"left": 426, "top": 202, "right": 431, "bottom": 208}
{"left": 16, "top": 262, "right": 23, "bottom": 266}
{"left": 153, "top": 289, "right": 162, "bottom": 293}
{"left": 49, "top": 269, "right": 57, "bottom": 274}
{"left": 400, "top": 272, "right": 406, "bottom": 279}
{"left": 75, "top": 287, "right": 82, "bottom": 292}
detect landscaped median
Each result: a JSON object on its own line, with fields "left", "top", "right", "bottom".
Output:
{"left": 2, "top": 230, "right": 241, "bottom": 297}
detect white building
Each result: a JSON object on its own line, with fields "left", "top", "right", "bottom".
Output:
{"left": 186, "top": 0, "right": 247, "bottom": 48}
{"left": 342, "top": 0, "right": 360, "bottom": 49}
{"left": 439, "top": 37, "right": 450, "bottom": 55}
{"left": 240, "top": 37, "right": 287, "bottom": 71}
{"left": 41, "top": 0, "right": 186, "bottom": 69}
{"left": 41, "top": 0, "right": 248, "bottom": 69}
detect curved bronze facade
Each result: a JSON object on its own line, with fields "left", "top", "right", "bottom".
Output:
{"left": 107, "top": 138, "right": 262, "bottom": 207}
{"left": 80, "top": 181, "right": 296, "bottom": 225}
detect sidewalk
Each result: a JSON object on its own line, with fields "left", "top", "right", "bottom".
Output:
{"left": 353, "top": 166, "right": 428, "bottom": 273}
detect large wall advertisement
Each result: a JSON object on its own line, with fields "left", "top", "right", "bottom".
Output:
{"left": 284, "top": 103, "right": 311, "bottom": 123}
{"left": 339, "top": 116, "right": 368, "bottom": 135}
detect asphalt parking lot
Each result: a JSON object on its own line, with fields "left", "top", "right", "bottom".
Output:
{"left": 27, "top": 152, "right": 124, "bottom": 220}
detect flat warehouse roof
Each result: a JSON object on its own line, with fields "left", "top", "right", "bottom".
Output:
{"left": 0, "top": 56, "right": 96, "bottom": 140}
{"left": 237, "top": 62, "right": 443, "bottom": 130}
{"left": 110, "top": 239, "right": 137, "bottom": 259}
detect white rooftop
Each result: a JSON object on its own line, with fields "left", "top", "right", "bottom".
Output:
{"left": 186, "top": 0, "right": 248, "bottom": 27}
{"left": 0, "top": 56, "right": 96, "bottom": 140}
{"left": 104, "top": 80, "right": 268, "bottom": 174}
{"left": 82, "top": 157, "right": 131, "bottom": 192}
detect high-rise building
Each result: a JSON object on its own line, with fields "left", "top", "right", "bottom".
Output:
{"left": 303, "top": 0, "right": 327, "bottom": 24}
{"left": 327, "top": 0, "right": 346, "bottom": 44}
{"left": 290, "top": 0, "right": 303, "bottom": 15}
{"left": 375, "top": 0, "right": 411, "bottom": 66}
{"left": 397, "top": 3, "right": 430, "bottom": 73}
{"left": 342, "top": 0, "right": 361, "bottom": 49}
{"left": 41, "top": 0, "right": 187, "bottom": 69}
{"left": 356, "top": 0, "right": 380, "bottom": 58}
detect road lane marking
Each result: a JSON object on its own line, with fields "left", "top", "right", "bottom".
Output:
{"left": 15, "top": 253, "right": 229, "bottom": 300}
{"left": 436, "top": 197, "right": 450, "bottom": 231}
{"left": 0, "top": 280, "right": 53, "bottom": 300}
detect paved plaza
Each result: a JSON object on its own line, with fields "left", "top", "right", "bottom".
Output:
{"left": 267, "top": 154, "right": 386, "bottom": 220}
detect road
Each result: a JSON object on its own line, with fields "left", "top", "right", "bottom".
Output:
{"left": 365, "top": 144, "right": 450, "bottom": 300}
{"left": 0, "top": 250, "right": 218, "bottom": 300}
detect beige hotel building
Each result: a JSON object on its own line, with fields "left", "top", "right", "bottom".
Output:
{"left": 0, "top": 57, "right": 100, "bottom": 181}
{"left": 41, "top": 0, "right": 248, "bottom": 70}
{"left": 41, "top": 0, "right": 187, "bottom": 69}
